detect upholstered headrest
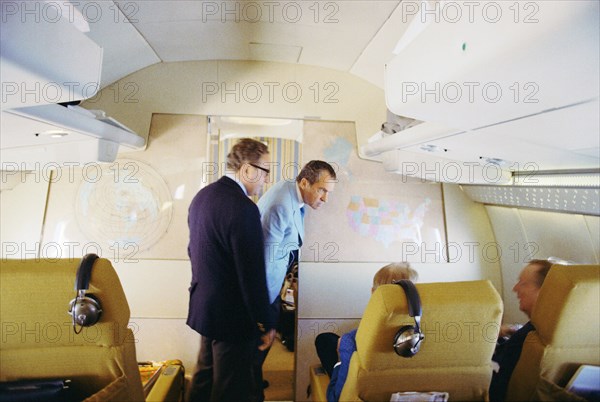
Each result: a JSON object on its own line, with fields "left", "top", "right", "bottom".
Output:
{"left": 1, "top": 258, "right": 131, "bottom": 349}
{"left": 340, "top": 280, "right": 504, "bottom": 401}
{"left": 356, "top": 280, "right": 503, "bottom": 369}
{"left": 532, "top": 264, "right": 600, "bottom": 347}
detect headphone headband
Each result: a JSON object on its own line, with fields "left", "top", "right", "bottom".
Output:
{"left": 70, "top": 254, "right": 102, "bottom": 333}
{"left": 75, "top": 253, "right": 100, "bottom": 291}
{"left": 395, "top": 280, "right": 422, "bottom": 318}
{"left": 393, "top": 280, "right": 424, "bottom": 357}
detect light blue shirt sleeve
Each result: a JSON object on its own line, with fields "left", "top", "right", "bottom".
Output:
{"left": 260, "top": 202, "right": 294, "bottom": 303}
{"left": 258, "top": 180, "right": 302, "bottom": 304}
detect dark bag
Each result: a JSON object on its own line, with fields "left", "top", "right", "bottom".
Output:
{"left": 278, "top": 262, "right": 298, "bottom": 351}
{"left": 280, "top": 263, "right": 298, "bottom": 310}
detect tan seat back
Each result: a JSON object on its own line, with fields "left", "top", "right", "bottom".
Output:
{"left": 339, "top": 280, "right": 503, "bottom": 401}
{"left": 0, "top": 257, "right": 144, "bottom": 401}
{"left": 506, "top": 264, "right": 600, "bottom": 401}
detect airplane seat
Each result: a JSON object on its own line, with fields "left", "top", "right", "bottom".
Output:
{"left": 329, "top": 280, "right": 503, "bottom": 402}
{"left": 309, "top": 364, "right": 330, "bottom": 401}
{"left": 506, "top": 264, "right": 600, "bottom": 401}
{"left": 0, "top": 256, "right": 176, "bottom": 401}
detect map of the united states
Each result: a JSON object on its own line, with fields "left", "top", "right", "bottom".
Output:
{"left": 346, "top": 196, "right": 431, "bottom": 247}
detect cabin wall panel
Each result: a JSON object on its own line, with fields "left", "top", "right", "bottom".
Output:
{"left": 113, "top": 260, "right": 190, "bottom": 319}
{"left": 519, "top": 209, "right": 598, "bottom": 264}
{"left": 0, "top": 175, "right": 48, "bottom": 260}
{"left": 585, "top": 215, "right": 600, "bottom": 262}
{"left": 484, "top": 206, "right": 530, "bottom": 324}
{"left": 443, "top": 184, "right": 502, "bottom": 289}
{"left": 130, "top": 317, "right": 200, "bottom": 372}
{"left": 38, "top": 113, "right": 206, "bottom": 261}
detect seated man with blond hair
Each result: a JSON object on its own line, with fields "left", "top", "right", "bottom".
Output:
{"left": 314, "top": 263, "right": 419, "bottom": 402}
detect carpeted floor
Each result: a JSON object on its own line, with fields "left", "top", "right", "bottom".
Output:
{"left": 263, "top": 337, "right": 295, "bottom": 401}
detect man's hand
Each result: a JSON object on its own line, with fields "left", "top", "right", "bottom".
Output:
{"left": 258, "top": 329, "right": 276, "bottom": 351}
{"left": 499, "top": 323, "right": 522, "bottom": 339}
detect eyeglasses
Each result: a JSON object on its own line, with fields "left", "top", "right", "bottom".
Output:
{"left": 249, "top": 163, "right": 270, "bottom": 176}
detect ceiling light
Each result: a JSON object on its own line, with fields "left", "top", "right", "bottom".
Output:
{"left": 419, "top": 144, "right": 446, "bottom": 152}
{"left": 479, "top": 156, "right": 510, "bottom": 166}
{"left": 39, "top": 130, "right": 69, "bottom": 138}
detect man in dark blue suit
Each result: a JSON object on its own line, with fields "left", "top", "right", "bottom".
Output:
{"left": 489, "top": 259, "right": 553, "bottom": 402}
{"left": 186, "top": 138, "right": 276, "bottom": 402}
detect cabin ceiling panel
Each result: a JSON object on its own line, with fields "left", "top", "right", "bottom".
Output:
{"left": 350, "top": 2, "right": 409, "bottom": 88}
{"left": 131, "top": 20, "right": 256, "bottom": 62}
{"left": 118, "top": 1, "right": 399, "bottom": 72}
{"left": 78, "top": 1, "right": 160, "bottom": 87}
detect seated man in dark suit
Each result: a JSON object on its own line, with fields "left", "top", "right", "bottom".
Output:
{"left": 489, "top": 259, "right": 553, "bottom": 402}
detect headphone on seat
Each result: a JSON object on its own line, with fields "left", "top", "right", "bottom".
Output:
{"left": 68, "top": 253, "right": 102, "bottom": 334}
{"left": 393, "top": 280, "right": 424, "bottom": 358}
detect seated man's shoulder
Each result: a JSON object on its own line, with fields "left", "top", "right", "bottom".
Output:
{"left": 340, "top": 329, "right": 358, "bottom": 350}
{"left": 344, "top": 328, "right": 358, "bottom": 339}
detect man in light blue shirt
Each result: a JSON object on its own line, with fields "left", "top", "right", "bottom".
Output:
{"left": 252, "top": 160, "right": 336, "bottom": 401}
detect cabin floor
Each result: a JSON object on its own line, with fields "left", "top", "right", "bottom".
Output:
{"left": 264, "top": 336, "right": 295, "bottom": 401}
{"left": 181, "top": 336, "right": 294, "bottom": 401}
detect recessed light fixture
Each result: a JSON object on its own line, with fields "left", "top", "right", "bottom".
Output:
{"left": 479, "top": 156, "right": 509, "bottom": 166}
{"left": 40, "top": 130, "right": 69, "bottom": 138}
{"left": 419, "top": 144, "right": 447, "bottom": 152}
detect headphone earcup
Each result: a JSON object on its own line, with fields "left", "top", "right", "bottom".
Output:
{"left": 394, "top": 325, "right": 420, "bottom": 357}
{"left": 69, "top": 294, "right": 102, "bottom": 327}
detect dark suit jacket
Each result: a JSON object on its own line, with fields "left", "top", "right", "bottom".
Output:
{"left": 489, "top": 321, "right": 535, "bottom": 402}
{"left": 187, "top": 176, "right": 274, "bottom": 342}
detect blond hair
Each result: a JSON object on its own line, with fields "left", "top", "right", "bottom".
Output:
{"left": 226, "top": 138, "right": 269, "bottom": 171}
{"left": 372, "top": 262, "right": 418, "bottom": 292}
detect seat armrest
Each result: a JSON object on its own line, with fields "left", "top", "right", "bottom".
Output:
{"left": 310, "top": 364, "right": 329, "bottom": 402}
{"left": 145, "top": 362, "right": 185, "bottom": 402}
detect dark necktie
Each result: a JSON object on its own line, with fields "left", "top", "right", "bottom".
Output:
{"left": 298, "top": 206, "right": 305, "bottom": 247}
